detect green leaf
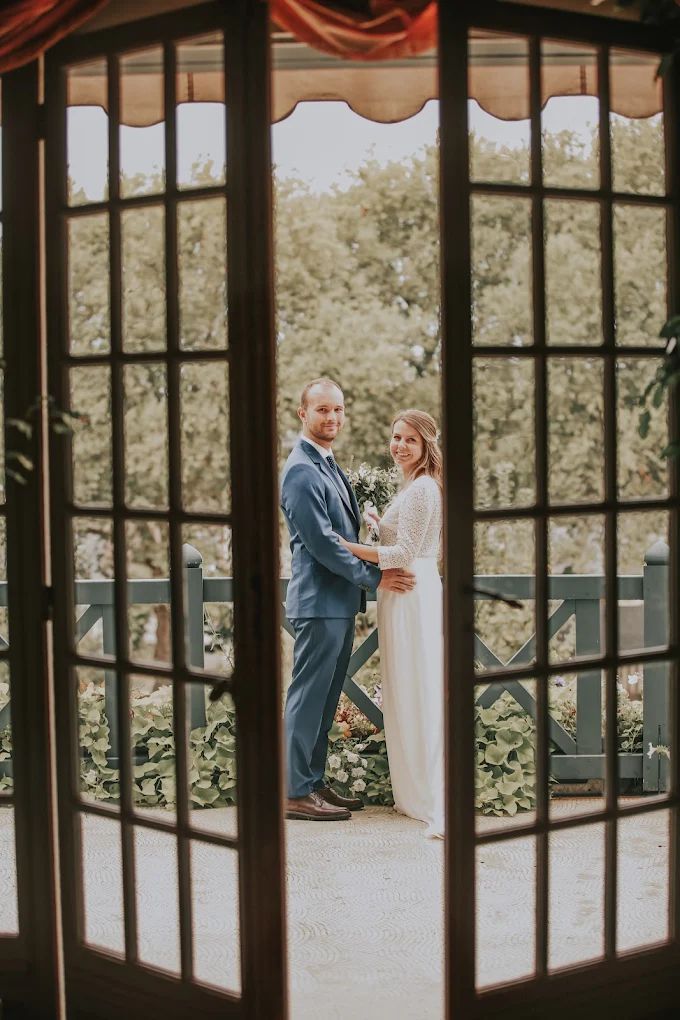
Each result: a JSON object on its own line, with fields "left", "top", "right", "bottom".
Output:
{"left": 484, "top": 744, "right": 508, "bottom": 766}
{"left": 638, "top": 409, "right": 651, "bottom": 439}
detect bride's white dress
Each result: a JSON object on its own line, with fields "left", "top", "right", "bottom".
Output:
{"left": 375, "top": 475, "right": 445, "bottom": 839}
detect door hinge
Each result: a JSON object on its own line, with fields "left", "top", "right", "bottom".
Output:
{"left": 36, "top": 103, "right": 46, "bottom": 140}
{"left": 42, "top": 585, "right": 54, "bottom": 621}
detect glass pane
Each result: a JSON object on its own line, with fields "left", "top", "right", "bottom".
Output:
{"left": 135, "top": 824, "right": 180, "bottom": 974}
{"left": 611, "top": 50, "right": 665, "bottom": 197}
{"left": 474, "top": 519, "right": 535, "bottom": 675}
{"left": 130, "top": 673, "right": 176, "bottom": 823}
{"left": 549, "top": 670, "right": 606, "bottom": 818}
{"left": 469, "top": 32, "right": 530, "bottom": 185}
{"left": 546, "top": 199, "right": 602, "bottom": 346}
{"left": 178, "top": 198, "right": 228, "bottom": 350}
{"left": 616, "top": 658, "right": 670, "bottom": 804}
{"left": 177, "top": 34, "right": 226, "bottom": 190}
{"left": 122, "top": 206, "right": 166, "bottom": 353}
{"left": 70, "top": 365, "right": 112, "bottom": 507}
{"left": 549, "top": 821, "right": 604, "bottom": 970}
{"left": 67, "top": 59, "right": 108, "bottom": 206}
{"left": 0, "top": 224, "right": 3, "bottom": 360}
{"left": 120, "top": 47, "right": 165, "bottom": 198}
{"left": 476, "top": 834, "right": 535, "bottom": 987}
{"left": 126, "top": 520, "right": 170, "bottom": 667}
{"left": 548, "top": 357, "right": 604, "bottom": 505}
{"left": 73, "top": 516, "right": 114, "bottom": 654}
{"left": 472, "top": 195, "right": 532, "bottom": 347}
{"left": 617, "top": 358, "right": 668, "bottom": 500}
{"left": 68, "top": 213, "right": 110, "bottom": 356}
{"left": 617, "top": 809, "right": 669, "bottom": 953}
{"left": 80, "top": 811, "right": 124, "bottom": 954}
{"left": 0, "top": 662, "right": 11, "bottom": 807}
{"left": 0, "top": 806, "right": 18, "bottom": 934}
{"left": 618, "top": 511, "right": 668, "bottom": 654}
{"left": 542, "top": 41, "right": 599, "bottom": 190}
{"left": 0, "top": 520, "right": 6, "bottom": 650}
{"left": 614, "top": 204, "right": 666, "bottom": 347}
{"left": 124, "top": 363, "right": 168, "bottom": 509}
{"left": 192, "top": 841, "right": 240, "bottom": 992}
{"left": 549, "top": 515, "right": 605, "bottom": 666}
{"left": 184, "top": 523, "right": 233, "bottom": 680}
{"left": 77, "top": 666, "right": 119, "bottom": 810}
{"left": 474, "top": 677, "right": 537, "bottom": 834}
{"left": 188, "top": 689, "right": 237, "bottom": 836}
{"left": 474, "top": 357, "right": 535, "bottom": 509}
{"left": 0, "top": 370, "right": 5, "bottom": 504}
{"left": 181, "top": 361, "right": 230, "bottom": 513}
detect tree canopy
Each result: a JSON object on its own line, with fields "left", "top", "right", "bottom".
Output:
{"left": 66, "top": 113, "right": 670, "bottom": 664}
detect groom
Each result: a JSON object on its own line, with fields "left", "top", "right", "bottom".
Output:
{"left": 281, "top": 377, "right": 415, "bottom": 821}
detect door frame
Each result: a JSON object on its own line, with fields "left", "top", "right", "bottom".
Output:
{"left": 440, "top": 3, "right": 680, "bottom": 1017}
{"left": 0, "top": 61, "right": 63, "bottom": 1020}
{"left": 3, "top": 1, "right": 680, "bottom": 1017}
{"left": 43, "top": 2, "right": 285, "bottom": 1017}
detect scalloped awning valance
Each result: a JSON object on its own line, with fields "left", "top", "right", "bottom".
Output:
{"left": 65, "top": 31, "right": 662, "bottom": 126}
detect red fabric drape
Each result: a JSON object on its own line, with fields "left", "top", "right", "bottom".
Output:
{"left": 271, "top": 0, "right": 437, "bottom": 60}
{"left": 0, "top": 0, "right": 108, "bottom": 74}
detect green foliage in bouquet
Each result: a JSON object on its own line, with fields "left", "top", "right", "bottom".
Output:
{"left": 345, "top": 463, "right": 398, "bottom": 516}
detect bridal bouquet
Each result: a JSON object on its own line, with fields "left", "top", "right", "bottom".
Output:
{"left": 345, "top": 463, "right": 398, "bottom": 515}
{"left": 345, "top": 463, "right": 398, "bottom": 543}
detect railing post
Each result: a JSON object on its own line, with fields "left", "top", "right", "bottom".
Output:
{"left": 183, "top": 543, "right": 206, "bottom": 731}
{"left": 575, "top": 599, "right": 602, "bottom": 761}
{"left": 643, "top": 539, "right": 669, "bottom": 793}
{"left": 102, "top": 604, "right": 118, "bottom": 768}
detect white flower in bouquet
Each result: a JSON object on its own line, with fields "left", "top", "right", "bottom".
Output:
{"left": 351, "top": 766, "right": 365, "bottom": 777}
{"left": 344, "top": 751, "right": 359, "bottom": 763}
{"left": 362, "top": 501, "right": 380, "bottom": 545}
{"left": 350, "top": 779, "right": 366, "bottom": 793}
{"left": 328, "top": 754, "right": 341, "bottom": 770}
{"left": 336, "top": 769, "right": 349, "bottom": 783}
{"left": 345, "top": 463, "right": 398, "bottom": 516}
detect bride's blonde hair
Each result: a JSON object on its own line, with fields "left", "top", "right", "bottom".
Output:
{"left": 391, "top": 409, "right": 443, "bottom": 488}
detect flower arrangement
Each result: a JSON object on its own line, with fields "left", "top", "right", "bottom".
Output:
{"left": 345, "top": 463, "right": 398, "bottom": 516}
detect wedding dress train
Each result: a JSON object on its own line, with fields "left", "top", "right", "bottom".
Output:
{"left": 375, "top": 475, "right": 445, "bottom": 839}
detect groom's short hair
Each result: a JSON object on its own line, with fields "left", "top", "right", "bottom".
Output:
{"left": 300, "top": 377, "right": 343, "bottom": 408}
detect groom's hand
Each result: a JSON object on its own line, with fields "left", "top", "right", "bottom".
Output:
{"left": 378, "top": 568, "right": 416, "bottom": 593}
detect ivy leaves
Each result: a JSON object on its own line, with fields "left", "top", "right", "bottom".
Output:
{"left": 636, "top": 316, "right": 680, "bottom": 459}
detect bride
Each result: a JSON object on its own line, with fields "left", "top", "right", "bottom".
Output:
{"left": 339, "top": 409, "right": 444, "bottom": 839}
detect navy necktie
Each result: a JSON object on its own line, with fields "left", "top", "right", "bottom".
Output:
{"left": 327, "top": 455, "right": 338, "bottom": 474}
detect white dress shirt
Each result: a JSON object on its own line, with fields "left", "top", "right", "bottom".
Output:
{"left": 301, "top": 435, "right": 333, "bottom": 459}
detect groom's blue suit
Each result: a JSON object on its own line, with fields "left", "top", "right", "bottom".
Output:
{"left": 281, "top": 438, "right": 382, "bottom": 799}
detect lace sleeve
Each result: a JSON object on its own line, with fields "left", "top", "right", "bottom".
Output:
{"left": 376, "top": 479, "right": 438, "bottom": 570}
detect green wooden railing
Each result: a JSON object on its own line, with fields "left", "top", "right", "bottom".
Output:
{"left": 0, "top": 540, "right": 671, "bottom": 792}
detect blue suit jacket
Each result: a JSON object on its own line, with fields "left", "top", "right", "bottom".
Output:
{"left": 281, "top": 439, "right": 382, "bottom": 618}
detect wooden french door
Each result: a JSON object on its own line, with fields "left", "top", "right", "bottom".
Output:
{"left": 440, "top": 2, "right": 680, "bottom": 1016}
{"left": 41, "top": 2, "right": 285, "bottom": 1017}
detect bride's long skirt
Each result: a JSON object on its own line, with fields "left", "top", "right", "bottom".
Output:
{"left": 377, "top": 557, "right": 445, "bottom": 839}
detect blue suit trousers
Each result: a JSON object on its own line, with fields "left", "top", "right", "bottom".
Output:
{"left": 284, "top": 616, "right": 355, "bottom": 799}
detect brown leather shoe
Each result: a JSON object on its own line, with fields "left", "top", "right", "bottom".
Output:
{"left": 317, "top": 785, "right": 364, "bottom": 811}
{"left": 285, "top": 791, "right": 351, "bottom": 821}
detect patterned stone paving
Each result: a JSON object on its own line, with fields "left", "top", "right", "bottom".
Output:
{"left": 0, "top": 801, "right": 671, "bottom": 1019}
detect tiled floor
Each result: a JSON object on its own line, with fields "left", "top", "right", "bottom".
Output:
{"left": 0, "top": 800, "right": 671, "bottom": 1020}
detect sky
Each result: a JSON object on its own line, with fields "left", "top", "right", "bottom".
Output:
{"left": 67, "top": 94, "right": 600, "bottom": 199}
